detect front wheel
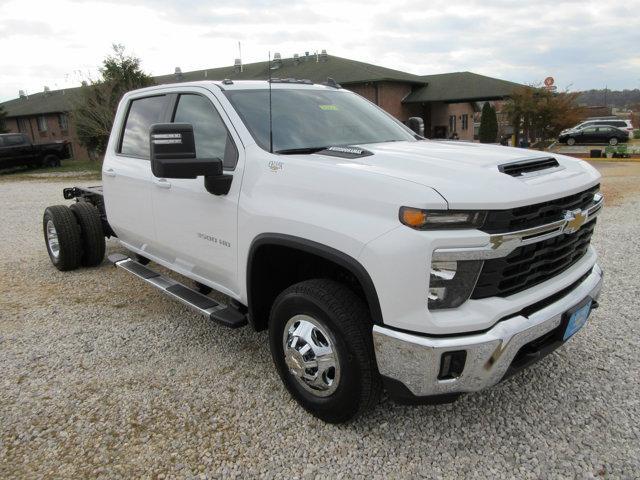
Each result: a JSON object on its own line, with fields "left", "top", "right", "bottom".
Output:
{"left": 268, "top": 279, "right": 381, "bottom": 423}
{"left": 609, "top": 137, "right": 618, "bottom": 146}
{"left": 566, "top": 137, "right": 576, "bottom": 146}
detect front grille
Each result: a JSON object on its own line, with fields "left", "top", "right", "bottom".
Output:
{"left": 482, "top": 184, "right": 600, "bottom": 233}
{"left": 472, "top": 220, "right": 595, "bottom": 299}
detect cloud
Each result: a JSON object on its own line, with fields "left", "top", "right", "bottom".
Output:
{"left": 0, "top": 0, "right": 638, "bottom": 102}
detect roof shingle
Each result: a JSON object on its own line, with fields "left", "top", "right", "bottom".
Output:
{"left": 404, "top": 71, "right": 522, "bottom": 103}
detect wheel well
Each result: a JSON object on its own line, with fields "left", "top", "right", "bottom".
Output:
{"left": 246, "top": 235, "right": 382, "bottom": 331}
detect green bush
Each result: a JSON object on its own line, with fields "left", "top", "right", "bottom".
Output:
{"left": 479, "top": 102, "right": 498, "bottom": 143}
{"left": 633, "top": 129, "right": 640, "bottom": 139}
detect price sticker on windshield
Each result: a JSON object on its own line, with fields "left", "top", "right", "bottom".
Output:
{"left": 319, "top": 105, "right": 339, "bottom": 111}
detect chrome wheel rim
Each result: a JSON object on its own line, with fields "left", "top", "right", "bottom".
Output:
{"left": 283, "top": 314, "right": 340, "bottom": 397}
{"left": 46, "top": 220, "right": 60, "bottom": 259}
{"left": 610, "top": 138, "right": 618, "bottom": 145}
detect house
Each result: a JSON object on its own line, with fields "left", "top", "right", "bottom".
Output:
{"left": 0, "top": 52, "right": 524, "bottom": 158}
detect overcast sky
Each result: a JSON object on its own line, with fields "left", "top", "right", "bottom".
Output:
{"left": 1, "top": 0, "right": 639, "bottom": 102}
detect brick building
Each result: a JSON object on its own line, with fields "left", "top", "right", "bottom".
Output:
{"left": 0, "top": 53, "right": 524, "bottom": 158}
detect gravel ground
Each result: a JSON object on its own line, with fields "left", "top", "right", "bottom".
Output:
{"left": 1, "top": 163, "right": 639, "bottom": 479}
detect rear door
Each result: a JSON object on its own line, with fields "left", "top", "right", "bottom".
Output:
{"left": 580, "top": 127, "right": 597, "bottom": 143}
{"left": 150, "top": 88, "right": 244, "bottom": 295}
{"left": 102, "top": 94, "right": 169, "bottom": 253}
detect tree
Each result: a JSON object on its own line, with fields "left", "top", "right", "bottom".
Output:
{"left": 0, "top": 105, "right": 8, "bottom": 133}
{"left": 74, "top": 44, "right": 154, "bottom": 155}
{"left": 503, "top": 86, "right": 584, "bottom": 144}
{"left": 478, "top": 102, "right": 498, "bottom": 143}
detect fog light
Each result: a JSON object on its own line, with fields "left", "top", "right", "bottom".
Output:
{"left": 438, "top": 350, "right": 467, "bottom": 380}
{"left": 428, "top": 259, "right": 483, "bottom": 309}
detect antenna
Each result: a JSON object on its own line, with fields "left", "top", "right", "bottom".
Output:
{"left": 268, "top": 51, "right": 273, "bottom": 153}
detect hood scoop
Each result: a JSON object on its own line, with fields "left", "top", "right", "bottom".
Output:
{"left": 498, "top": 157, "right": 560, "bottom": 177}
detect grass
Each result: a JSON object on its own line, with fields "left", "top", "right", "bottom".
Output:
{"left": 0, "top": 158, "right": 102, "bottom": 181}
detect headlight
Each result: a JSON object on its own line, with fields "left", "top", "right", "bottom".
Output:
{"left": 428, "top": 259, "right": 483, "bottom": 309}
{"left": 399, "top": 207, "right": 486, "bottom": 230}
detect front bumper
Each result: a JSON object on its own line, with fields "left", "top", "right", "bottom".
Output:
{"left": 373, "top": 263, "right": 603, "bottom": 399}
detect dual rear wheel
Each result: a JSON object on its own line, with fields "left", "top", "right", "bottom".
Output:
{"left": 43, "top": 202, "right": 105, "bottom": 271}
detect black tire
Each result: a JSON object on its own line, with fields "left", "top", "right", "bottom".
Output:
{"left": 269, "top": 279, "right": 381, "bottom": 423}
{"left": 609, "top": 137, "right": 618, "bottom": 146}
{"left": 43, "top": 205, "right": 82, "bottom": 271}
{"left": 43, "top": 154, "right": 61, "bottom": 167}
{"left": 70, "top": 202, "right": 105, "bottom": 267}
{"left": 566, "top": 137, "right": 576, "bottom": 146}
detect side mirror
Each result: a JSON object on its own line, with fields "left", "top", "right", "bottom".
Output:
{"left": 407, "top": 117, "right": 425, "bottom": 137}
{"left": 150, "top": 123, "right": 223, "bottom": 179}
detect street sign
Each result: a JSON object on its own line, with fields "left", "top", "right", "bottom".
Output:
{"left": 544, "top": 76, "right": 554, "bottom": 87}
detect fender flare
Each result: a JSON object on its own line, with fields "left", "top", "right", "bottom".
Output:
{"left": 246, "top": 233, "right": 384, "bottom": 326}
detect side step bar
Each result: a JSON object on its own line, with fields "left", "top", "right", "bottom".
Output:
{"left": 108, "top": 253, "right": 247, "bottom": 329}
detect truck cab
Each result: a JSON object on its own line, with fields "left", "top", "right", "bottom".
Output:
{"left": 44, "top": 80, "right": 604, "bottom": 423}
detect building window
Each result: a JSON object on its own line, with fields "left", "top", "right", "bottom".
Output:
{"left": 461, "top": 114, "right": 469, "bottom": 131}
{"left": 18, "top": 118, "right": 29, "bottom": 133}
{"left": 58, "top": 113, "right": 69, "bottom": 131}
{"left": 448, "top": 115, "right": 457, "bottom": 134}
{"left": 37, "top": 115, "right": 48, "bottom": 132}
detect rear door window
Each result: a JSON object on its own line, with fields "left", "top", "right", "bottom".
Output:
{"left": 120, "top": 95, "right": 167, "bottom": 158}
{"left": 172, "top": 94, "right": 238, "bottom": 169}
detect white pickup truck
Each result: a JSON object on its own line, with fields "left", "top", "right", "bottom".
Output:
{"left": 43, "top": 79, "right": 604, "bottom": 423}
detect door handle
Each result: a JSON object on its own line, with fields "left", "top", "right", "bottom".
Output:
{"left": 103, "top": 168, "right": 116, "bottom": 177}
{"left": 154, "top": 179, "right": 171, "bottom": 189}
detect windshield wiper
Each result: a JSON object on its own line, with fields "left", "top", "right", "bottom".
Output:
{"left": 274, "top": 146, "right": 329, "bottom": 155}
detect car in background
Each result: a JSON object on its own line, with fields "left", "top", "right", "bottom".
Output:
{"left": 0, "top": 133, "right": 70, "bottom": 170}
{"left": 561, "top": 118, "right": 634, "bottom": 138}
{"left": 558, "top": 125, "right": 629, "bottom": 146}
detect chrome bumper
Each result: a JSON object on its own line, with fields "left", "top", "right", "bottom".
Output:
{"left": 373, "top": 264, "right": 603, "bottom": 398}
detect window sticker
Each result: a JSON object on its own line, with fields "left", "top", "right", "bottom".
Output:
{"left": 319, "top": 105, "right": 339, "bottom": 111}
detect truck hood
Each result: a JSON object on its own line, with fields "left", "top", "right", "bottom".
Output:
{"left": 344, "top": 140, "right": 601, "bottom": 209}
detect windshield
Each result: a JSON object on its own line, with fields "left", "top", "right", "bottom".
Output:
{"left": 224, "top": 88, "right": 417, "bottom": 153}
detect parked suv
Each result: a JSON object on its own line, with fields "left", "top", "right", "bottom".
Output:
{"left": 559, "top": 125, "right": 629, "bottom": 146}
{"left": 42, "top": 80, "right": 604, "bottom": 422}
{"left": 561, "top": 118, "right": 634, "bottom": 138}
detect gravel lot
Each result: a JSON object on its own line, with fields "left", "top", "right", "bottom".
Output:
{"left": 1, "top": 162, "right": 639, "bottom": 479}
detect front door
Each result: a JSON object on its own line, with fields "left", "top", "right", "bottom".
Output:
{"left": 102, "top": 94, "right": 169, "bottom": 252}
{"left": 150, "top": 89, "right": 243, "bottom": 296}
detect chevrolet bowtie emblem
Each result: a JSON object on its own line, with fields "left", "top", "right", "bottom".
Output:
{"left": 563, "top": 209, "right": 587, "bottom": 234}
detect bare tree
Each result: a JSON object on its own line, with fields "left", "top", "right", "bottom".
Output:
{"left": 503, "top": 86, "right": 584, "bottom": 144}
{"left": 74, "top": 44, "right": 154, "bottom": 155}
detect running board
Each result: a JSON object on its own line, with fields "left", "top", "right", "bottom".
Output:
{"left": 107, "top": 253, "right": 247, "bottom": 328}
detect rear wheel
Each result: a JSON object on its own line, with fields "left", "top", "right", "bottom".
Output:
{"left": 70, "top": 202, "right": 105, "bottom": 267}
{"left": 566, "top": 137, "right": 576, "bottom": 146}
{"left": 43, "top": 154, "right": 61, "bottom": 167}
{"left": 268, "top": 279, "right": 381, "bottom": 423}
{"left": 43, "top": 205, "right": 82, "bottom": 271}
{"left": 609, "top": 137, "right": 618, "bottom": 146}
